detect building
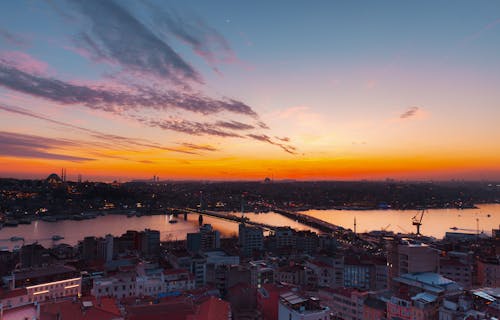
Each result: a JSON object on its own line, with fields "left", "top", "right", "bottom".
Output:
{"left": 163, "top": 269, "right": 195, "bottom": 292}
{"left": 393, "top": 272, "right": 462, "bottom": 299}
{"left": 439, "top": 252, "right": 473, "bottom": 289}
{"left": 187, "top": 224, "right": 221, "bottom": 253}
{"left": 318, "top": 287, "right": 369, "bottom": 320}
{"left": 40, "top": 297, "right": 122, "bottom": 320}
{"left": 249, "top": 260, "right": 275, "bottom": 288}
{"left": 278, "top": 291, "right": 330, "bottom": 320}
{"left": 0, "top": 288, "right": 29, "bottom": 311}
{"left": 306, "top": 257, "right": 344, "bottom": 289}
{"left": 96, "top": 234, "right": 114, "bottom": 262}
{"left": 363, "top": 296, "right": 387, "bottom": 320}
{"left": 387, "top": 238, "right": 439, "bottom": 289}
{"left": 2, "top": 266, "right": 82, "bottom": 303}
{"left": 274, "top": 227, "right": 296, "bottom": 250}
{"left": 295, "top": 230, "right": 319, "bottom": 254}
{"left": 187, "top": 232, "right": 202, "bottom": 253}
{"left": 257, "top": 284, "right": 290, "bottom": 320}
{"left": 477, "top": 257, "right": 500, "bottom": 287}
{"left": 82, "top": 236, "right": 98, "bottom": 261}
{"left": 200, "top": 224, "right": 220, "bottom": 251}
{"left": 140, "top": 229, "right": 160, "bottom": 257}
{"left": 239, "top": 224, "right": 263, "bottom": 257}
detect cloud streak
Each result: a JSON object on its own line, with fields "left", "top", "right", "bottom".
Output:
{"left": 0, "top": 103, "right": 205, "bottom": 155}
{"left": 144, "top": 118, "right": 243, "bottom": 138}
{"left": 247, "top": 134, "right": 297, "bottom": 154}
{"left": 0, "top": 131, "right": 94, "bottom": 162}
{"left": 180, "top": 143, "right": 218, "bottom": 152}
{"left": 0, "top": 63, "right": 258, "bottom": 117}
{"left": 400, "top": 106, "right": 420, "bottom": 119}
{"left": 145, "top": 2, "right": 235, "bottom": 66}
{"left": 71, "top": 0, "right": 200, "bottom": 85}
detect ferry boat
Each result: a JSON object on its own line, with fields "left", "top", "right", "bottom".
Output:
{"left": 10, "top": 236, "right": 24, "bottom": 242}
{"left": 52, "top": 235, "right": 64, "bottom": 241}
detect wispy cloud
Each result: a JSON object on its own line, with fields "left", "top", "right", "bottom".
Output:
{"left": 71, "top": 0, "right": 200, "bottom": 85}
{"left": 0, "top": 51, "right": 48, "bottom": 74}
{"left": 144, "top": 117, "right": 243, "bottom": 138}
{"left": 247, "top": 134, "right": 297, "bottom": 154}
{"left": 0, "top": 64, "right": 258, "bottom": 117}
{"left": 0, "top": 103, "right": 200, "bottom": 155}
{"left": 215, "top": 120, "right": 255, "bottom": 130}
{"left": 145, "top": 2, "right": 235, "bottom": 66}
{"left": 400, "top": 106, "right": 420, "bottom": 119}
{"left": 0, "top": 131, "right": 94, "bottom": 162}
{"left": 180, "top": 143, "right": 218, "bottom": 152}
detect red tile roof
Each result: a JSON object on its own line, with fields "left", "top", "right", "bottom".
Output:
{"left": 192, "top": 296, "right": 230, "bottom": 320}
{"left": 40, "top": 299, "right": 121, "bottom": 320}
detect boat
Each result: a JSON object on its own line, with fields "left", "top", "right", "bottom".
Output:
{"left": 52, "top": 235, "right": 64, "bottom": 241}
{"left": 450, "top": 226, "right": 458, "bottom": 230}
{"left": 168, "top": 219, "right": 178, "bottom": 224}
{"left": 10, "top": 236, "right": 24, "bottom": 241}
{"left": 41, "top": 216, "right": 57, "bottom": 222}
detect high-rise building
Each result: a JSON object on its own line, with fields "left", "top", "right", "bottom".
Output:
{"left": 238, "top": 224, "right": 263, "bottom": 257}
{"left": 187, "top": 224, "right": 220, "bottom": 253}
{"left": 82, "top": 236, "right": 97, "bottom": 261}
{"left": 200, "top": 224, "right": 220, "bottom": 251}
{"left": 140, "top": 229, "right": 160, "bottom": 257}
{"left": 387, "top": 238, "right": 439, "bottom": 289}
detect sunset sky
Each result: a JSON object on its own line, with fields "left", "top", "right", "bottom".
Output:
{"left": 1, "top": 1, "right": 500, "bottom": 181}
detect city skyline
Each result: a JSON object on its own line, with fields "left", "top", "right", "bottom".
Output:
{"left": 1, "top": 1, "right": 500, "bottom": 181}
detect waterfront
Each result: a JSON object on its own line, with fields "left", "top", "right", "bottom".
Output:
{"left": 0, "top": 211, "right": 318, "bottom": 249}
{"left": 301, "top": 203, "right": 500, "bottom": 238}
{"left": 0, "top": 204, "right": 498, "bottom": 249}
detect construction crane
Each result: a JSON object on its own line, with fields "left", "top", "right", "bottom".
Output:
{"left": 412, "top": 210, "right": 425, "bottom": 236}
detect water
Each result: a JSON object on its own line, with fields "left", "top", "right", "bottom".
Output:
{"left": 0, "top": 204, "right": 498, "bottom": 249}
{"left": 301, "top": 203, "right": 500, "bottom": 238}
{"left": 0, "top": 211, "right": 318, "bottom": 249}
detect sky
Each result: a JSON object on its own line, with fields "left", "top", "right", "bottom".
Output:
{"left": 1, "top": 0, "right": 500, "bottom": 181}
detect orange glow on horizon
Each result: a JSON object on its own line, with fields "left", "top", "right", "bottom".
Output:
{"left": 2, "top": 150, "right": 500, "bottom": 182}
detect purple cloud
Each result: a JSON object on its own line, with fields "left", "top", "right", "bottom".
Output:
{"left": 180, "top": 143, "right": 218, "bottom": 152}
{"left": 0, "top": 64, "right": 258, "bottom": 117}
{"left": 145, "top": 2, "right": 235, "bottom": 65}
{"left": 247, "top": 134, "right": 297, "bottom": 154}
{"left": 71, "top": 0, "right": 200, "bottom": 85}
{"left": 215, "top": 120, "right": 255, "bottom": 130}
{"left": 400, "top": 106, "right": 420, "bottom": 119}
{"left": 0, "top": 131, "right": 94, "bottom": 162}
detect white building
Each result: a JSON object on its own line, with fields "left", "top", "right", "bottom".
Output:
{"left": 278, "top": 291, "right": 330, "bottom": 320}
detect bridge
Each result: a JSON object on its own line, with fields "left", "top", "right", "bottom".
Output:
{"left": 271, "top": 208, "right": 345, "bottom": 234}
{"left": 183, "top": 208, "right": 278, "bottom": 231}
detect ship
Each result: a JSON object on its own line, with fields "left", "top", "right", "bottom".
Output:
{"left": 52, "top": 235, "right": 64, "bottom": 241}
